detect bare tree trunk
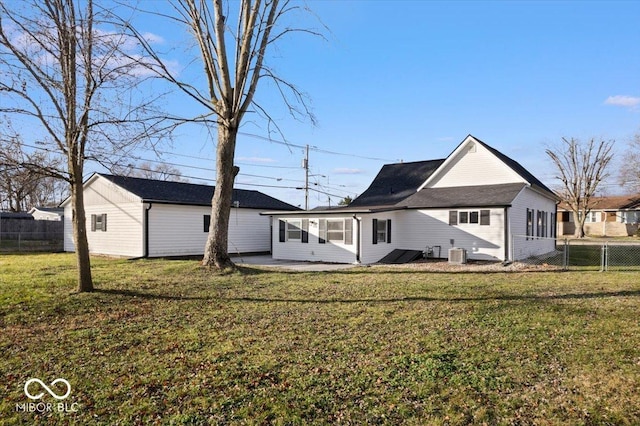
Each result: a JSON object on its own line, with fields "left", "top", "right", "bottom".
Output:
{"left": 70, "top": 164, "right": 93, "bottom": 292}
{"left": 203, "top": 124, "right": 240, "bottom": 269}
{"left": 572, "top": 210, "right": 586, "bottom": 238}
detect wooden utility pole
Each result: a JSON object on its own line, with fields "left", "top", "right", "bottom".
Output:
{"left": 303, "top": 144, "right": 309, "bottom": 210}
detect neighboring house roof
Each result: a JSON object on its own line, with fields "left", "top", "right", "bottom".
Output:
{"left": 29, "top": 207, "right": 64, "bottom": 214}
{"left": 558, "top": 195, "right": 640, "bottom": 211}
{"left": 79, "top": 173, "right": 300, "bottom": 210}
{"left": 349, "top": 159, "right": 445, "bottom": 207}
{"left": 398, "top": 183, "right": 528, "bottom": 209}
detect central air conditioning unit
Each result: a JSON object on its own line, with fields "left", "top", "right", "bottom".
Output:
{"left": 448, "top": 248, "right": 467, "bottom": 265}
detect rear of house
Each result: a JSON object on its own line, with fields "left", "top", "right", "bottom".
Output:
{"left": 62, "top": 173, "right": 299, "bottom": 258}
{"left": 266, "top": 135, "right": 559, "bottom": 264}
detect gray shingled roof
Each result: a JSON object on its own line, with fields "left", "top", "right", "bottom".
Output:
{"left": 398, "top": 183, "right": 527, "bottom": 209}
{"left": 98, "top": 174, "right": 300, "bottom": 210}
{"left": 349, "top": 159, "right": 445, "bottom": 207}
{"left": 347, "top": 136, "right": 556, "bottom": 210}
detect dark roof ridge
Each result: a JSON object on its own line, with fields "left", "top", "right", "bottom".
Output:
{"left": 95, "top": 173, "right": 299, "bottom": 210}
{"left": 467, "top": 134, "right": 555, "bottom": 195}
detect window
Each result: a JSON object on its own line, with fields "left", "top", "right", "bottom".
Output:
{"left": 585, "top": 211, "right": 600, "bottom": 223}
{"left": 278, "top": 219, "right": 308, "bottom": 242}
{"left": 459, "top": 212, "right": 468, "bottom": 224}
{"left": 526, "top": 208, "right": 534, "bottom": 239}
{"left": 537, "top": 210, "right": 542, "bottom": 237}
{"left": 372, "top": 219, "right": 391, "bottom": 244}
{"left": 480, "top": 210, "right": 490, "bottom": 226}
{"left": 449, "top": 210, "right": 458, "bottom": 225}
{"left": 287, "top": 219, "right": 302, "bottom": 241}
{"left": 204, "top": 215, "right": 210, "bottom": 232}
{"left": 319, "top": 219, "right": 353, "bottom": 245}
{"left": 469, "top": 211, "right": 479, "bottom": 224}
{"left": 327, "top": 219, "right": 344, "bottom": 242}
{"left": 454, "top": 210, "right": 489, "bottom": 226}
{"left": 622, "top": 211, "right": 640, "bottom": 223}
{"left": 91, "top": 214, "right": 107, "bottom": 232}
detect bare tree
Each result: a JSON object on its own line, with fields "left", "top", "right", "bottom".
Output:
{"left": 129, "top": 0, "right": 322, "bottom": 269}
{"left": 112, "top": 161, "right": 188, "bottom": 182}
{"left": 619, "top": 133, "right": 640, "bottom": 193}
{"left": 0, "top": 0, "right": 170, "bottom": 291}
{"left": 546, "top": 137, "right": 615, "bottom": 238}
{"left": 0, "top": 137, "right": 65, "bottom": 211}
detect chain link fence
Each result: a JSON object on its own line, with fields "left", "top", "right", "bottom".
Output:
{"left": 512, "top": 236, "right": 640, "bottom": 271}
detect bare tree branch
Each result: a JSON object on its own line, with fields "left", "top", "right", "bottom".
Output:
{"left": 546, "top": 137, "right": 614, "bottom": 238}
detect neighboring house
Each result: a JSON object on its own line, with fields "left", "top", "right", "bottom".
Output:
{"left": 29, "top": 207, "right": 64, "bottom": 221}
{"left": 557, "top": 195, "right": 640, "bottom": 237}
{"left": 263, "top": 135, "right": 559, "bottom": 264}
{"left": 61, "top": 173, "right": 299, "bottom": 258}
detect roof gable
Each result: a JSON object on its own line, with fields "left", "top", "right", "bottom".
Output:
{"left": 418, "top": 135, "right": 555, "bottom": 197}
{"left": 83, "top": 174, "right": 299, "bottom": 210}
{"left": 349, "top": 159, "right": 445, "bottom": 207}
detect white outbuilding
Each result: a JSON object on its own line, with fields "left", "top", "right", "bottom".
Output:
{"left": 62, "top": 173, "right": 299, "bottom": 258}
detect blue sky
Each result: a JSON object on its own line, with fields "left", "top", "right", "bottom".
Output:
{"left": 122, "top": 1, "right": 640, "bottom": 207}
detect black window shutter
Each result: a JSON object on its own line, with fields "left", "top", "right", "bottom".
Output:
{"left": 302, "top": 219, "right": 309, "bottom": 243}
{"left": 204, "top": 215, "right": 211, "bottom": 232}
{"left": 386, "top": 220, "right": 392, "bottom": 244}
{"left": 480, "top": 210, "right": 490, "bottom": 226}
{"left": 372, "top": 219, "right": 378, "bottom": 244}
{"left": 279, "top": 220, "right": 286, "bottom": 242}
{"left": 102, "top": 214, "right": 107, "bottom": 232}
{"left": 319, "top": 219, "right": 326, "bottom": 244}
{"left": 91, "top": 214, "right": 96, "bottom": 232}
{"left": 449, "top": 211, "right": 458, "bottom": 226}
{"left": 345, "top": 219, "right": 353, "bottom": 245}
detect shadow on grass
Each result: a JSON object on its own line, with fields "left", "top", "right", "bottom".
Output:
{"left": 94, "top": 288, "right": 212, "bottom": 301}
{"left": 94, "top": 288, "right": 640, "bottom": 304}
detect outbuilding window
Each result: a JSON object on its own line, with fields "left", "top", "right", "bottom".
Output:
{"left": 91, "top": 214, "right": 107, "bottom": 232}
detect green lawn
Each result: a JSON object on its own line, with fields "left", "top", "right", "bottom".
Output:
{"left": 1, "top": 254, "right": 639, "bottom": 425}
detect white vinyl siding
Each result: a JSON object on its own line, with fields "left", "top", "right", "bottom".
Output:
{"left": 63, "top": 175, "right": 144, "bottom": 256}
{"left": 359, "top": 213, "right": 398, "bottom": 264}
{"left": 510, "top": 188, "right": 557, "bottom": 260}
{"left": 396, "top": 209, "right": 506, "bottom": 261}
{"left": 63, "top": 174, "right": 275, "bottom": 258}
{"left": 148, "top": 205, "right": 270, "bottom": 257}
{"left": 424, "top": 139, "right": 525, "bottom": 189}
{"left": 272, "top": 215, "right": 358, "bottom": 264}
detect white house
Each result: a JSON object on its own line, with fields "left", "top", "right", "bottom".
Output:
{"left": 62, "top": 173, "right": 299, "bottom": 257}
{"left": 28, "top": 207, "right": 64, "bottom": 221}
{"left": 557, "top": 195, "right": 640, "bottom": 237}
{"left": 263, "top": 135, "right": 559, "bottom": 264}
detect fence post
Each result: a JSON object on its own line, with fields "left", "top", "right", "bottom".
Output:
{"left": 563, "top": 239, "right": 568, "bottom": 270}
{"left": 600, "top": 242, "right": 607, "bottom": 272}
